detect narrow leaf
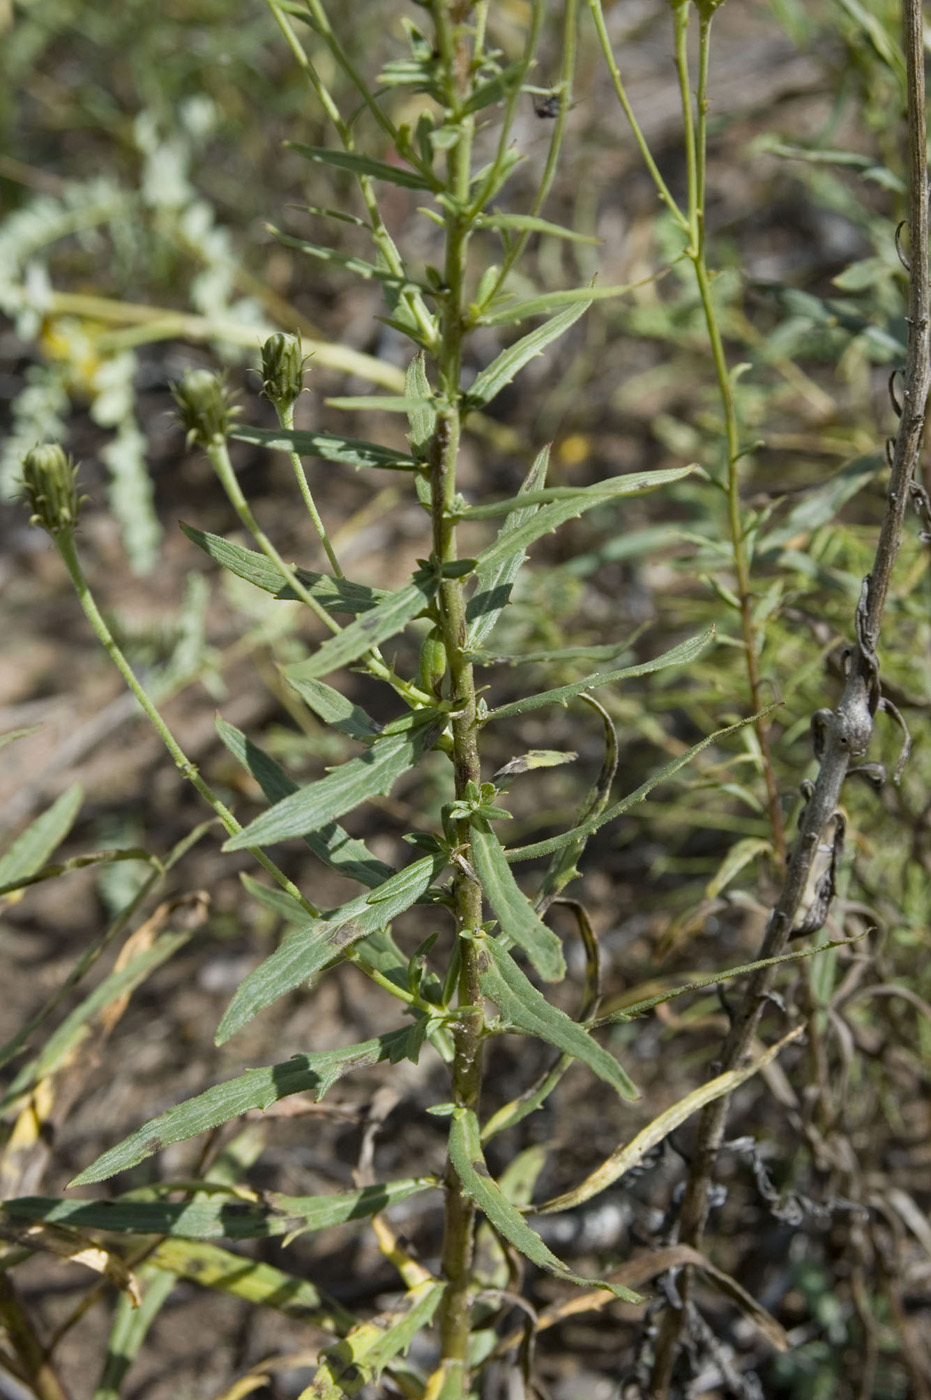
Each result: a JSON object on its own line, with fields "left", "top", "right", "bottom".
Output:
{"left": 470, "top": 824, "right": 565, "bottom": 981}
{"left": 464, "top": 300, "right": 591, "bottom": 412}
{"left": 280, "top": 570, "right": 437, "bottom": 682}
{"left": 270, "top": 229, "right": 424, "bottom": 294}
{"left": 223, "top": 712, "right": 442, "bottom": 852}
{"left": 326, "top": 395, "right": 434, "bottom": 414}
{"left": 478, "top": 937, "right": 637, "bottom": 1100}
{"left": 216, "top": 855, "right": 446, "bottom": 1043}
{"left": 481, "top": 281, "right": 655, "bottom": 326}
{"left": 0, "top": 783, "right": 83, "bottom": 887}
{"left": 705, "top": 837, "right": 773, "bottom": 898}
{"left": 487, "top": 628, "right": 715, "bottom": 720}
{"left": 93, "top": 1266, "right": 176, "bottom": 1400}
{"left": 507, "top": 712, "right": 772, "bottom": 863}
{"left": 149, "top": 1240, "right": 353, "bottom": 1327}
{"left": 285, "top": 142, "right": 434, "bottom": 191}
{"left": 283, "top": 675, "right": 382, "bottom": 742}
{"left": 5, "top": 1179, "right": 433, "bottom": 1240}
{"left": 217, "top": 719, "right": 394, "bottom": 888}
{"left": 466, "top": 445, "right": 549, "bottom": 649}
{"left": 477, "top": 212, "right": 599, "bottom": 244}
{"left": 537, "top": 1027, "right": 805, "bottom": 1213}
{"left": 475, "top": 466, "right": 697, "bottom": 573}
{"left": 405, "top": 353, "right": 436, "bottom": 456}
{"left": 72, "top": 1029, "right": 416, "bottom": 1185}
{"left": 230, "top": 423, "right": 417, "bottom": 472}
{"left": 308, "top": 1280, "right": 444, "bottom": 1397}
{"left": 181, "top": 524, "right": 385, "bottom": 613}
{"left": 448, "top": 1109, "right": 640, "bottom": 1300}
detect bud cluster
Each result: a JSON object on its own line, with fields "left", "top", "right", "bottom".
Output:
{"left": 172, "top": 369, "right": 241, "bottom": 448}
{"left": 260, "top": 332, "right": 312, "bottom": 414}
{"left": 21, "top": 444, "right": 85, "bottom": 536}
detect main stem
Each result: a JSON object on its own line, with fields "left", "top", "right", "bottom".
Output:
{"left": 431, "top": 6, "right": 486, "bottom": 1388}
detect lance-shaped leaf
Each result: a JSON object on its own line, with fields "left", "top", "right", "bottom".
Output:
{"left": 470, "top": 822, "right": 565, "bottom": 982}
{"left": 309, "top": 1280, "right": 444, "bottom": 1398}
{"left": 466, "top": 445, "right": 549, "bottom": 648}
{"left": 405, "top": 352, "right": 436, "bottom": 456}
{"left": 487, "top": 627, "right": 715, "bottom": 721}
{"left": 280, "top": 570, "right": 437, "bottom": 684}
{"left": 270, "top": 229, "right": 425, "bottom": 297}
{"left": 217, "top": 719, "right": 394, "bottom": 888}
{"left": 4, "top": 1179, "right": 433, "bottom": 1241}
{"left": 478, "top": 937, "right": 637, "bottom": 1100}
{"left": 230, "top": 423, "right": 418, "bottom": 472}
{"left": 148, "top": 1240, "right": 354, "bottom": 1328}
{"left": 537, "top": 1027, "right": 805, "bottom": 1214}
{"left": 286, "top": 142, "right": 436, "bottom": 191}
{"left": 72, "top": 1028, "right": 416, "bottom": 1185}
{"left": 448, "top": 1109, "right": 640, "bottom": 1301}
{"left": 216, "top": 854, "right": 447, "bottom": 1043}
{"left": 223, "top": 711, "right": 442, "bottom": 852}
{"left": 181, "top": 524, "right": 385, "bottom": 613}
{"left": 476, "top": 212, "right": 599, "bottom": 244}
{"left": 480, "top": 280, "right": 656, "bottom": 326}
{"left": 507, "top": 713, "right": 769, "bottom": 863}
{"left": 0, "top": 782, "right": 83, "bottom": 888}
{"left": 472, "top": 466, "right": 697, "bottom": 573}
{"left": 463, "top": 301, "right": 591, "bottom": 413}
{"left": 283, "top": 675, "right": 382, "bottom": 743}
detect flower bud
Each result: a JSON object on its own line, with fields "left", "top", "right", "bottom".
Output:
{"left": 260, "top": 333, "right": 311, "bottom": 413}
{"left": 172, "top": 369, "right": 240, "bottom": 448}
{"left": 21, "top": 444, "right": 84, "bottom": 535}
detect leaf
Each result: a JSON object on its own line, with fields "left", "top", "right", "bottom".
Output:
{"left": 705, "top": 837, "right": 773, "bottom": 898}
{"left": 279, "top": 570, "right": 437, "bottom": 682}
{"left": 181, "top": 524, "right": 385, "bottom": 613}
{"left": 93, "top": 1265, "right": 177, "bottom": 1400}
{"left": 493, "top": 750, "right": 577, "bottom": 778}
{"left": 71, "top": 1029, "right": 417, "bottom": 1185}
{"left": 473, "top": 466, "right": 697, "bottom": 573}
{"left": 149, "top": 1240, "right": 354, "bottom": 1327}
{"left": 0, "top": 847, "right": 155, "bottom": 900}
{"left": 0, "top": 725, "right": 40, "bottom": 751}
{"left": 448, "top": 1109, "right": 640, "bottom": 1300}
{"left": 326, "top": 395, "right": 435, "bottom": 414}
{"left": 215, "top": 855, "right": 447, "bottom": 1043}
{"left": 230, "top": 423, "right": 417, "bottom": 472}
{"left": 283, "top": 675, "right": 382, "bottom": 742}
{"left": 537, "top": 1028, "right": 805, "bottom": 1213}
{"left": 217, "top": 719, "right": 395, "bottom": 889}
{"left": 480, "top": 281, "right": 655, "bottom": 327}
{"left": 222, "top": 711, "right": 442, "bottom": 852}
{"left": 487, "top": 628, "right": 715, "bottom": 720}
{"left": 464, "top": 301, "right": 591, "bottom": 412}
{"left": 286, "top": 142, "right": 435, "bottom": 191}
{"left": 478, "top": 937, "right": 637, "bottom": 1100}
{"left": 4, "top": 1179, "right": 433, "bottom": 1241}
{"left": 469, "top": 824, "right": 565, "bottom": 981}
{"left": 270, "top": 229, "right": 425, "bottom": 295}
{"left": 507, "top": 712, "right": 772, "bottom": 863}
{"left": 477, "top": 212, "right": 599, "bottom": 244}
{"left": 758, "top": 453, "right": 883, "bottom": 556}
{"left": 308, "top": 1280, "right": 444, "bottom": 1398}
{"left": 0, "top": 782, "right": 83, "bottom": 888}
{"left": 466, "top": 445, "right": 549, "bottom": 649}
{"left": 405, "top": 353, "right": 435, "bottom": 456}
{"left": 468, "top": 641, "right": 635, "bottom": 666}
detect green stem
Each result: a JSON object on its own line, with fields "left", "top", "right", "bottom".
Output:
{"left": 680, "top": 17, "right": 786, "bottom": 867}
{"left": 53, "top": 528, "right": 321, "bottom": 919}
{"left": 278, "top": 403, "right": 344, "bottom": 577}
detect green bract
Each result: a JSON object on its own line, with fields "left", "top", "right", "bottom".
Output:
{"left": 20, "top": 443, "right": 84, "bottom": 535}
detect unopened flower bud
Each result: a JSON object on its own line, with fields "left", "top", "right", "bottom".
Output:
{"left": 172, "top": 369, "right": 240, "bottom": 448}
{"left": 21, "top": 444, "right": 84, "bottom": 535}
{"left": 260, "top": 333, "right": 311, "bottom": 413}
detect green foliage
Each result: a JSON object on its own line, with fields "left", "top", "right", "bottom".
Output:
{"left": 2, "top": 1, "right": 928, "bottom": 1397}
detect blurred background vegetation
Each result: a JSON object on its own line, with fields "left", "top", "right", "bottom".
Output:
{"left": 1, "top": 1, "right": 929, "bottom": 1397}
